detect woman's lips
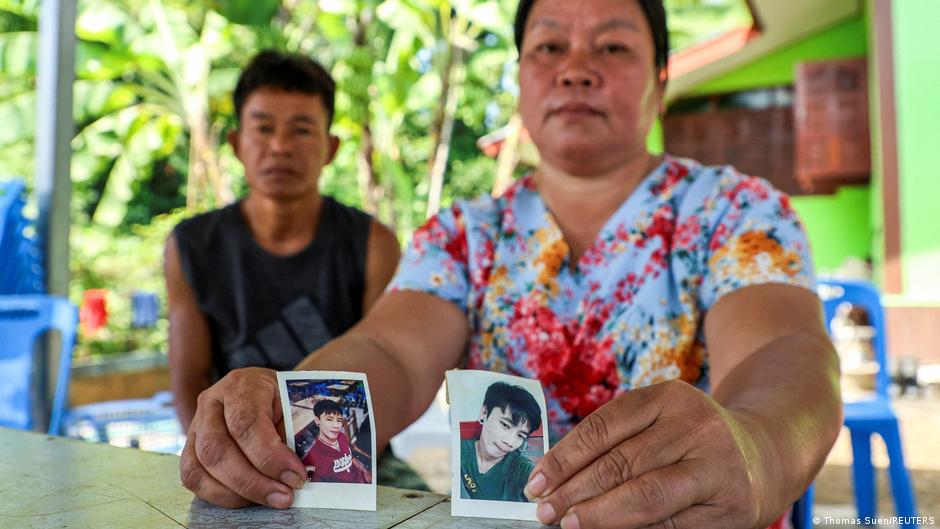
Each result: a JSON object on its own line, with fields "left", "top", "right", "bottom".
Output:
{"left": 550, "top": 102, "right": 604, "bottom": 117}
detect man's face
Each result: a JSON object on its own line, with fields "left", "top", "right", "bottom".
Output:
{"left": 478, "top": 406, "right": 532, "bottom": 461}
{"left": 315, "top": 412, "right": 344, "bottom": 443}
{"left": 229, "top": 87, "right": 339, "bottom": 201}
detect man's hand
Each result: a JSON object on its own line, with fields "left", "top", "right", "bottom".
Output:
{"left": 179, "top": 368, "right": 307, "bottom": 509}
{"left": 523, "top": 380, "right": 774, "bottom": 529}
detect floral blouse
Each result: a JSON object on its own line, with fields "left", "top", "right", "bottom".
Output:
{"left": 389, "top": 155, "right": 815, "bottom": 442}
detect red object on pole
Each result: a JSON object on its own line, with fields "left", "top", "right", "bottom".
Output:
{"left": 80, "top": 289, "right": 108, "bottom": 336}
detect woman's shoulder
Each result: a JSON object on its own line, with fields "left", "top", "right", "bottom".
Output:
{"left": 428, "top": 175, "right": 534, "bottom": 236}
{"left": 656, "top": 155, "right": 789, "bottom": 214}
{"left": 670, "top": 155, "right": 782, "bottom": 195}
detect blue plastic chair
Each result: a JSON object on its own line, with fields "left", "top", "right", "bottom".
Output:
{"left": 64, "top": 391, "right": 185, "bottom": 455}
{"left": 817, "top": 279, "right": 918, "bottom": 528}
{"left": 0, "top": 295, "right": 77, "bottom": 435}
{"left": 0, "top": 179, "right": 45, "bottom": 295}
{"left": 792, "top": 483, "right": 815, "bottom": 529}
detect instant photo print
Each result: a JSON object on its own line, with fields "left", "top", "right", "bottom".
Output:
{"left": 445, "top": 369, "right": 550, "bottom": 522}
{"left": 276, "top": 371, "right": 377, "bottom": 511}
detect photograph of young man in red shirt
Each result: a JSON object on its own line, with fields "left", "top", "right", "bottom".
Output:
{"left": 301, "top": 399, "right": 371, "bottom": 484}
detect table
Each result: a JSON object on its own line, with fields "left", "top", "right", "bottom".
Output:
{"left": 0, "top": 428, "right": 548, "bottom": 528}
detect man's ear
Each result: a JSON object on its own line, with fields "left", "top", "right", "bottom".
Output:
{"left": 479, "top": 406, "right": 488, "bottom": 423}
{"left": 326, "top": 134, "right": 341, "bottom": 165}
{"left": 313, "top": 416, "right": 320, "bottom": 428}
{"left": 228, "top": 129, "right": 241, "bottom": 160}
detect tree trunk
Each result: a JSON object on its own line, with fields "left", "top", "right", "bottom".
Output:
{"left": 426, "top": 43, "right": 463, "bottom": 219}
{"left": 356, "top": 123, "right": 383, "bottom": 215}
{"left": 492, "top": 113, "right": 523, "bottom": 197}
{"left": 186, "top": 113, "right": 228, "bottom": 211}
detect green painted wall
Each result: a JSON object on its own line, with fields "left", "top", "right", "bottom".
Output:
{"left": 790, "top": 186, "right": 872, "bottom": 273}
{"left": 674, "top": 16, "right": 872, "bottom": 272}
{"left": 893, "top": 0, "right": 940, "bottom": 299}
{"left": 686, "top": 17, "right": 868, "bottom": 97}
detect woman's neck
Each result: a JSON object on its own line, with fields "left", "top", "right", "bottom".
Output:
{"left": 535, "top": 152, "right": 663, "bottom": 263}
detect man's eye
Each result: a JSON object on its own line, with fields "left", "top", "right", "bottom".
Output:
{"left": 600, "top": 43, "right": 628, "bottom": 54}
{"left": 295, "top": 128, "right": 313, "bottom": 135}
{"left": 535, "top": 42, "right": 561, "bottom": 54}
{"left": 257, "top": 125, "right": 273, "bottom": 133}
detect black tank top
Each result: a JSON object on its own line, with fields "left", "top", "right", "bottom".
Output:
{"left": 173, "top": 197, "right": 372, "bottom": 379}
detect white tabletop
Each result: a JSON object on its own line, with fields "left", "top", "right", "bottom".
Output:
{"left": 0, "top": 427, "right": 547, "bottom": 528}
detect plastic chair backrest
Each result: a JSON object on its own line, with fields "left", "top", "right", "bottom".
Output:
{"left": 817, "top": 279, "right": 890, "bottom": 398}
{"left": 0, "top": 295, "right": 78, "bottom": 434}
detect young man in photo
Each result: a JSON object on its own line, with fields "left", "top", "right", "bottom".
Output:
{"left": 460, "top": 382, "right": 542, "bottom": 502}
{"left": 302, "top": 399, "right": 371, "bottom": 484}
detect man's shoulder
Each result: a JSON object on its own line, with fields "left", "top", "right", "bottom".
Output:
{"left": 322, "top": 196, "right": 373, "bottom": 227}
{"left": 173, "top": 202, "right": 242, "bottom": 241}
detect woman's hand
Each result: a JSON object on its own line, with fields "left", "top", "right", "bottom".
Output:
{"left": 179, "top": 367, "right": 307, "bottom": 509}
{"left": 523, "top": 380, "right": 779, "bottom": 529}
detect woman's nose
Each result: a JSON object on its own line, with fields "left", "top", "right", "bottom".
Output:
{"left": 557, "top": 50, "right": 599, "bottom": 88}
{"left": 560, "top": 70, "right": 596, "bottom": 87}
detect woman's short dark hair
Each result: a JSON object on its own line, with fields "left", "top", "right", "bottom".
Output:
{"left": 233, "top": 50, "right": 336, "bottom": 126}
{"left": 513, "top": 0, "right": 669, "bottom": 82}
{"left": 482, "top": 382, "right": 542, "bottom": 434}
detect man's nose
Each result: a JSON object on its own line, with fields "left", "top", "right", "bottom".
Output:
{"left": 269, "top": 131, "right": 293, "bottom": 155}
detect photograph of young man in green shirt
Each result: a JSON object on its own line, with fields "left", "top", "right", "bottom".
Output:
{"left": 460, "top": 381, "right": 543, "bottom": 503}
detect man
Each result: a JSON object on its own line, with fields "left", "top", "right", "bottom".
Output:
{"left": 164, "top": 51, "right": 425, "bottom": 489}
{"left": 302, "top": 399, "right": 371, "bottom": 484}
{"left": 165, "top": 50, "right": 400, "bottom": 430}
{"left": 460, "top": 382, "right": 542, "bottom": 502}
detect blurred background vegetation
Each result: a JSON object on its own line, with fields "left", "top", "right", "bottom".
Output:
{"left": 0, "top": 0, "right": 750, "bottom": 359}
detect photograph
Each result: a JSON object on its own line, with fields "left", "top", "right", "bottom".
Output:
{"left": 446, "top": 369, "right": 549, "bottom": 522}
{"left": 277, "top": 371, "right": 376, "bottom": 511}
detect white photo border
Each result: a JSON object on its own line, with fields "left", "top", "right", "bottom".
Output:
{"left": 276, "top": 370, "right": 377, "bottom": 511}
{"left": 446, "top": 369, "right": 550, "bottom": 521}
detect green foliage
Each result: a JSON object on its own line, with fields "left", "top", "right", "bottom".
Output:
{"left": 69, "top": 210, "right": 186, "bottom": 358}
{"left": 665, "top": 0, "right": 753, "bottom": 52}
{"left": 0, "top": 0, "right": 752, "bottom": 359}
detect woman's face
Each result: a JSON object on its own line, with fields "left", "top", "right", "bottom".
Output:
{"left": 518, "top": 0, "right": 663, "bottom": 177}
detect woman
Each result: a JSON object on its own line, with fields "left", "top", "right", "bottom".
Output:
{"left": 180, "top": 1, "right": 842, "bottom": 527}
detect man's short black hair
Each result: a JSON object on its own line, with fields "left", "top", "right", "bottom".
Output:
{"left": 513, "top": 0, "right": 669, "bottom": 83}
{"left": 233, "top": 50, "right": 336, "bottom": 126}
{"left": 313, "top": 399, "right": 343, "bottom": 418}
{"left": 482, "top": 382, "right": 542, "bottom": 434}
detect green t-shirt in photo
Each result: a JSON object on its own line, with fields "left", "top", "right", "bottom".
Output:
{"left": 459, "top": 438, "right": 535, "bottom": 503}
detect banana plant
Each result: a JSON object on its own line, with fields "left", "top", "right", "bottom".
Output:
{"left": 0, "top": 0, "right": 271, "bottom": 226}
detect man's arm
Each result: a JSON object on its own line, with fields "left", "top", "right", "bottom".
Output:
{"left": 180, "top": 290, "right": 469, "bottom": 508}
{"left": 164, "top": 233, "right": 214, "bottom": 432}
{"left": 524, "top": 283, "right": 842, "bottom": 528}
{"left": 362, "top": 220, "right": 401, "bottom": 314}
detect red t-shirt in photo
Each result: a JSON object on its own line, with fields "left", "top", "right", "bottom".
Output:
{"left": 301, "top": 432, "right": 368, "bottom": 483}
